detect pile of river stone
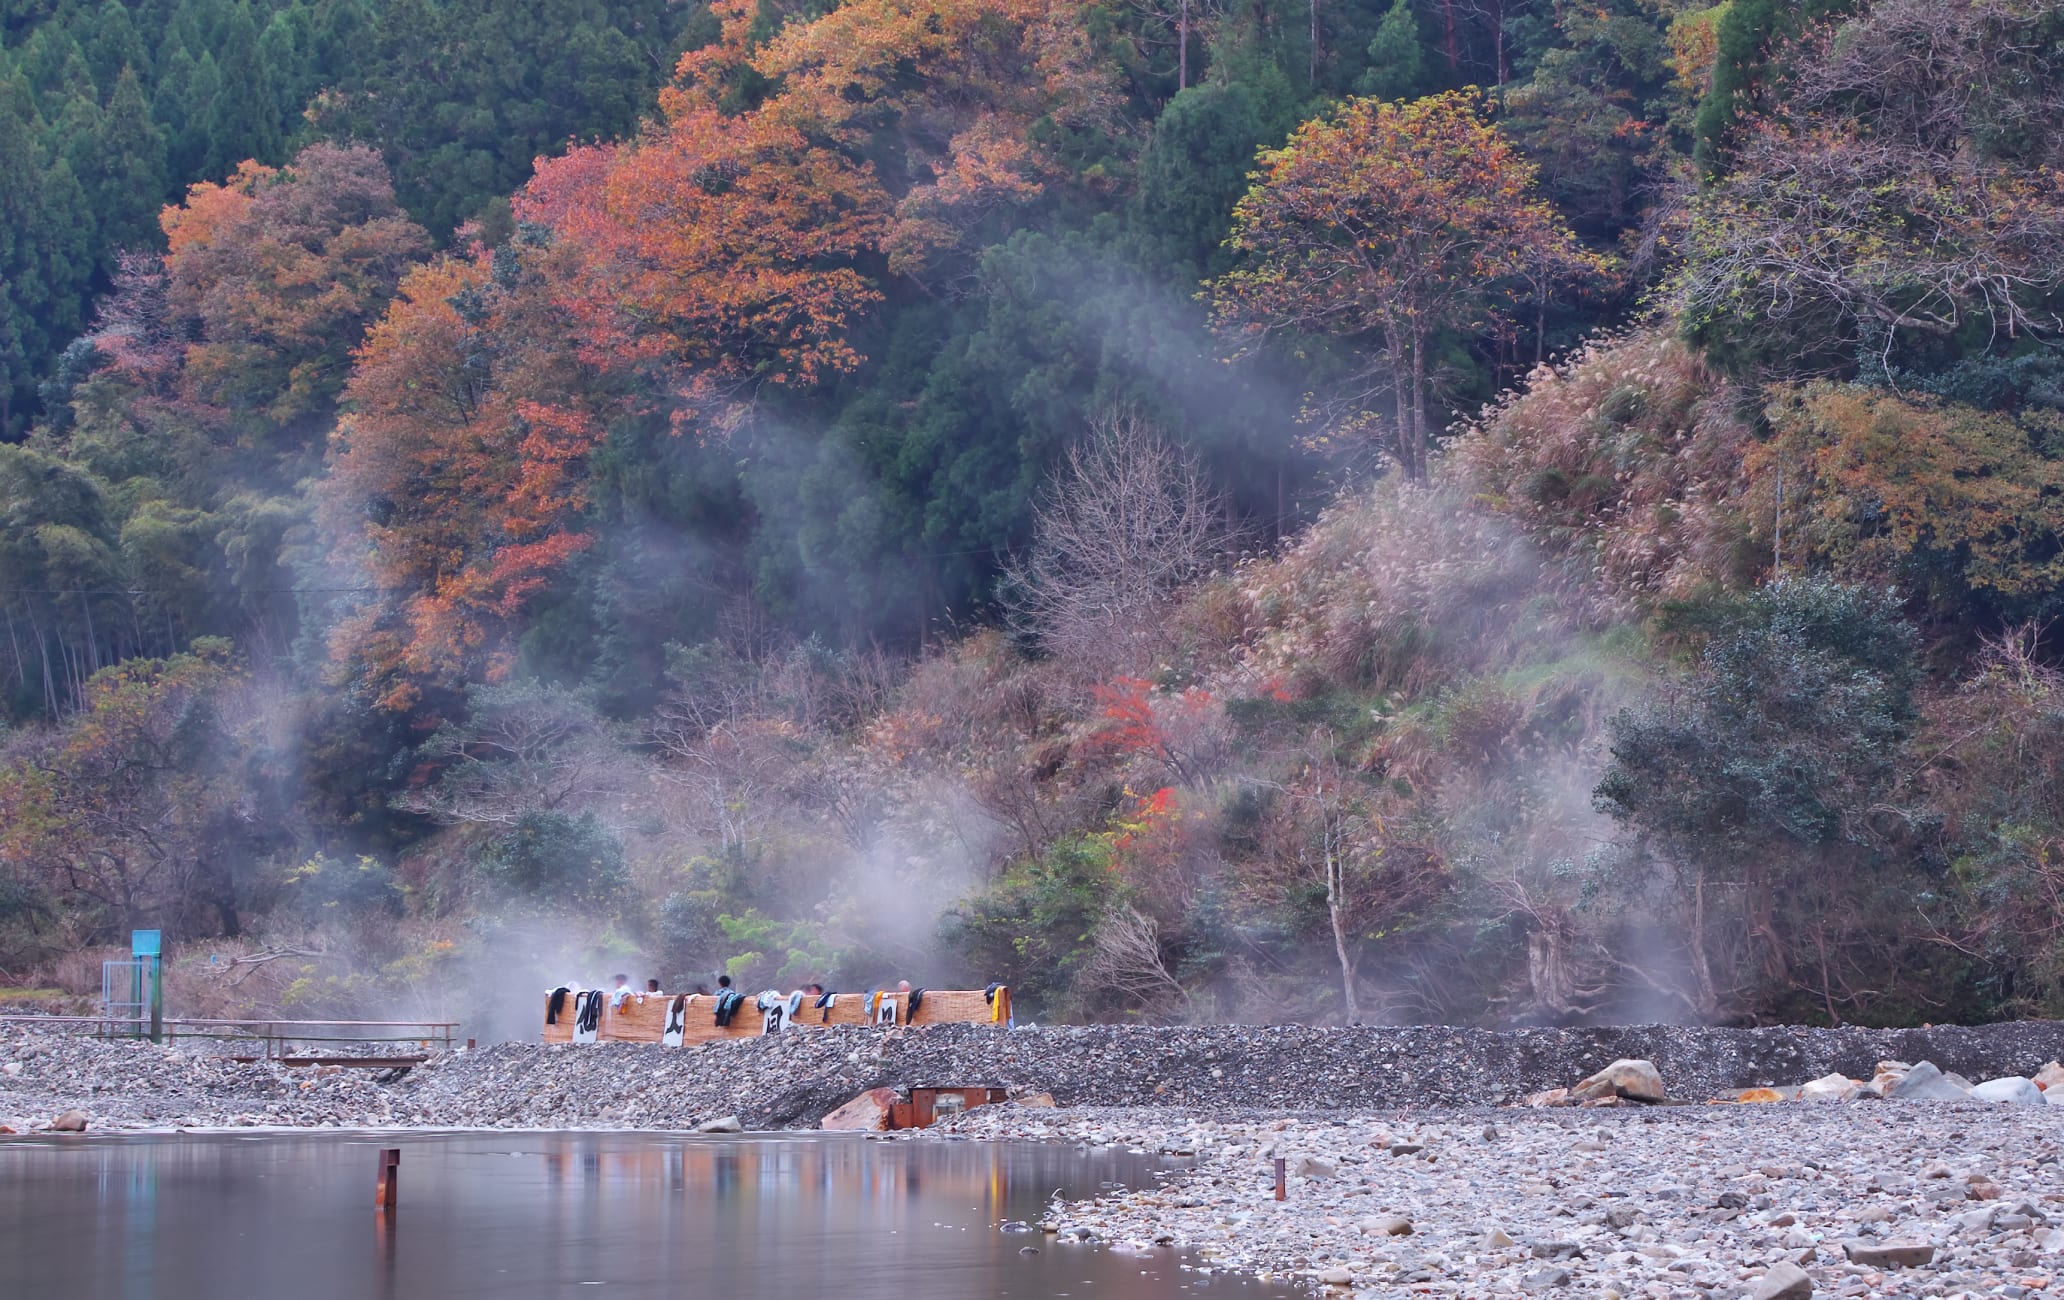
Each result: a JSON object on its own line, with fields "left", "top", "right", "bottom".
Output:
{"left": 935, "top": 1100, "right": 2064, "bottom": 1298}
{"left": 1523, "top": 1056, "right": 2064, "bottom": 1109}
{"left": 0, "top": 1024, "right": 401, "bottom": 1130}
{"left": 8, "top": 1019, "right": 2064, "bottom": 1134}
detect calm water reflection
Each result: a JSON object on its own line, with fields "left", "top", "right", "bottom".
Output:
{"left": 0, "top": 1131, "right": 1292, "bottom": 1300}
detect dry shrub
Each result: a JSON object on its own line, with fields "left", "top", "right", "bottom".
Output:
{"left": 1230, "top": 477, "right": 1603, "bottom": 703}
{"left": 32, "top": 944, "right": 123, "bottom": 998}
{"left": 1449, "top": 330, "right": 1760, "bottom": 605}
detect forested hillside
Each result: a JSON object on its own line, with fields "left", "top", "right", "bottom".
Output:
{"left": 3, "top": 0, "right": 2062, "bottom": 1033}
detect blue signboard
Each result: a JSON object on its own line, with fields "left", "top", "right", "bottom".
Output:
{"left": 131, "top": 929, "right": 162, "bottom": 956}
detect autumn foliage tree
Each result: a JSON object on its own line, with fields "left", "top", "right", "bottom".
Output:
{"left": 97, "top": 144, "right": 428, "bottom": 465}
{"left": 1211, "top": 91, "right": 1603, "bottom": 479}
{"left": 512, "top": 0, "right": 1121, "bottom": 434}
{"left": 0, "top": 639, "right": 256, "bottom": 942}
{"left": 518, "top": 114, "right": 885, "bottom": 434}
{"left": 323, "top": 246, "right": 612, "bottom": 706}
{"left": 324, "top": 0, "right": 1128, "bottom": 702}
{"left": 1753, "top": 384, "right": 2064, "bottom": 625}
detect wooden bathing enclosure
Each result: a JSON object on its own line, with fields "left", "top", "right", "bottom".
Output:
{"left": 541, "top": 986, "right": 1011, "bottom": 1046}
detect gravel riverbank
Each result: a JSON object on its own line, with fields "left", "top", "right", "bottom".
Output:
{"left": 930, "top": 1102, "right": 2064, "bottom": 1299}
{"left": 7, "top": 1019, "right": 2064, "bottom": 1130}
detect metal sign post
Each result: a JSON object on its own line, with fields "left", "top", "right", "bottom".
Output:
{"left": 131, "top": 931, "right": 163, "bottom": 1043}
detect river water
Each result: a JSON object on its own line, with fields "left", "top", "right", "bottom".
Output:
{"left": 0, "top": 1131, "right": 1292, "bottom": 1300}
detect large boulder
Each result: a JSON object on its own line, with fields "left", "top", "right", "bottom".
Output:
{"left": 1751, "top": 1261, "right": 1815, "bottom": 1300}
{"left": 1971, "top": 1077, "right": 2047, "bottom": 1105}
{"left": 1572, "top": 1059, "right": 1666, "bottom": 1104}
{"left": 1886, "top": 1061, "right": 1970, "bottom": 1101}
{"left": 1799, "top": 1073, "right": 1859, "bottom": 1103}
{"left": 2034, "top": 1061, "right": 2064, "bottom": 1093}
{"left": 820, "top": 1088, "right": 901, "bottom": 1131}
{"left": 48, "top": 1109, "right": 87, "bottom": 1133}
{"left": 1842, "top": 1240, "right": 1935, "bottom": 1268}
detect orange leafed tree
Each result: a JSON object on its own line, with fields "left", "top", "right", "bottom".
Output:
{"left": 518, "top": 112, "right": 886, "bottom": 434}
{"left": 734, "top": 0, "right": 1120, "bottom": 271}
{"left": 1210, "top": 91, "right": 1606, "bottom": 481}
{"left": 144, "top": 145, "right": 429, "bottom": 437}
{"left": 514, "top": 0, "right": 1121, "bottom": 436}
{"left": 324, "top": 0, "right": 1122, "bottom": 702}
{"left": 323, "top": 253, "right": 610, "bottom": 707}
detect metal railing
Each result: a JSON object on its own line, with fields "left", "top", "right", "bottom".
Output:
{"left": 0, "top": 1015, "right": 458, "bottom": 1063}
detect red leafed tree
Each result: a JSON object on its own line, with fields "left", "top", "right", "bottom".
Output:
{"left": 323, "top": 254, "right": 610, "bottom": 707}
{"left": 511, "top": 0, "right": 1120, "bottom": 438}
{"left": 1209, "top": 91, "right": 1605, "bottom": 481}
{"left": 517, "top": 112, "right": 885, "bottom": 435}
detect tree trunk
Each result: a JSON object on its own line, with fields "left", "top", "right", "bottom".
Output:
{"left": 1686, "top": 869, "right": 1719, "bottom": 1016}
{"left": 1536, "top": 281, "right": 1547, "bottom": 366}
{"left": 1328, "top": 862, "right": 1360, "bottom": 1024}
{"left": 1179, "top": 0, "right": 1189, "bottom": 89}
{"left": 4, "top": 605, "right": 23, "bottom": 688}
{"left": 1312, "top": 742, "right": 1362, "bottom": 1027}
{"left": 1407, "top": 325, "right": 1428, "bottom": 481}
{"left": 1309, "top": 0, "right": 1319, "bottom": 86}
{"left": 1319, "top": 778, "right": 1360, "bottom": 1024}
{"left": 1493, "top": 0, "right": 1508, "bottom": 84}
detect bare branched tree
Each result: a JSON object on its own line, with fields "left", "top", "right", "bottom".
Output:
{"left": 392, "top": 682, "right": 635, "bottom": 826}
{"left": 1245, "top": 727, "right": 1449, "bottom": 1025}
{"left": 649, "top": 720, "right": 799, "bottom": 857}
{"left": 1003, "top": 409, "right": 1230, "bottom": 679}
{"left": 1077, "top": 903, "right": 1194, "bottom": 1020}
{"left": 1681, "top": 0, "right": 2064, "bottom": 377}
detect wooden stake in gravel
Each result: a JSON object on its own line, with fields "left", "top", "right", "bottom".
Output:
{"left": 1274, "top": 1157, "right": 1286, "bottom": 1201}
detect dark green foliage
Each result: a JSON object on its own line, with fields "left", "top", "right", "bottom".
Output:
{"left": 1691, "top": 0, "right": 1855, "bottom": 176}
{"left": 202, "top": 3, "right": 280, "bottom": 177}
{"left": 475, "top": 811, "right": 630, "bottom": 906}
{"left": 1597, "top": 577, "right": 1917, "bottom": 852}
{"left": 0, "top": 0, "right": 698, "bottom": 428}
{"left": 1355, "top": 0, "right": 1428, "bottom": 100}
{"left": 940, "top": 837, "right": 1117, "bottom": 1020}
{"left": 278, "top": 853, "right": 404, "bottom": 923}
{"left": 1596, "top": 577, "right": 1925, "bottom": 1020}
{"left": 0, "top": 73, "right": 92, "bottom": 433}
{"left": 308, "top": 0, "right": 699, "bottom": 233}
{"left": 1130, "top": 82, "right": 1283, "bottom": 279}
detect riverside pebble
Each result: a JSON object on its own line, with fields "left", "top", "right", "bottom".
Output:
{"left": 932, "top": 1102, "right": 2064, "bottom": 1297}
